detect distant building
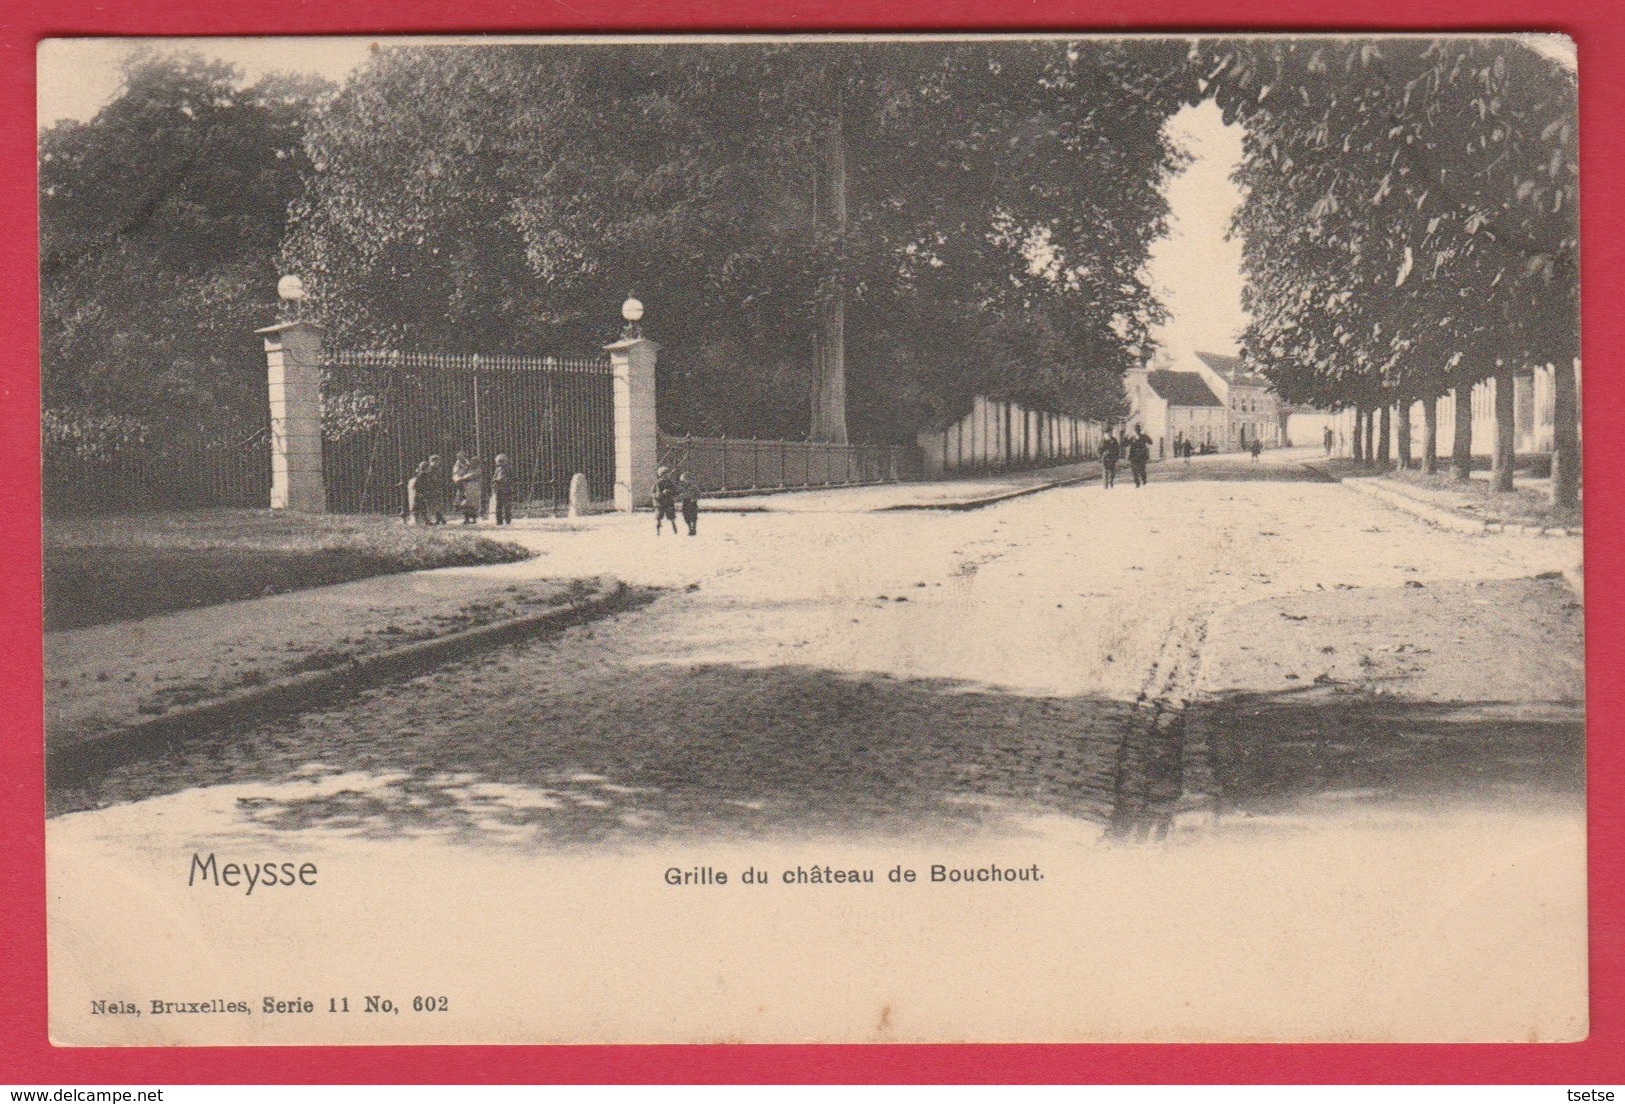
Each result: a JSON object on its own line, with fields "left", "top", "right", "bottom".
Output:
{"left": 1184, "top": 351, "right": 1284, "bottom": 449}
{"left": 1123, "top": 365, "right": 1226, "bottom": 457}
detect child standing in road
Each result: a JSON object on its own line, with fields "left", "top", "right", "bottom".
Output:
{"left": 652, "top": 466, "right": 680, "bottom": 535}
{"left": 678, "top": 472, "right": 700, "bottom": 536}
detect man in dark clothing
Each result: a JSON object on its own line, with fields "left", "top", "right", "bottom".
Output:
{"left": 652, "top": 465, "right": 679, "bottom": 535}
{"left": 490, "top": 453, "right": 513, "bottom": 525}
{"left": 1128, "top": 425, "right": 1152, "bottom": 488}
{"left": 1324, "top": 426, "right": 1335, "bottom": 455}
{"left": 1099, "top": 434, "right": 1121, "bottom": 489}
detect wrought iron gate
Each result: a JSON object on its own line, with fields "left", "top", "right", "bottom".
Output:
{"left": 320, "top": 350, "right": 615, "bottom": 516}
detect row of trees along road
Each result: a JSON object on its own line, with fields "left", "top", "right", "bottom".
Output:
{"left": 1205, "top": 38, "right": 1579, "bottom": 506}
{"left": 280, "top": 41, "right": 1190, "bottom": 444}
{"left": 41, "top": 41, "right": 1578, "bottom": 489}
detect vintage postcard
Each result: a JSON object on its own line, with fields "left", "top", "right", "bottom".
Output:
{"left": 39, "top": 32, "right": 1584, "bottom": 1045}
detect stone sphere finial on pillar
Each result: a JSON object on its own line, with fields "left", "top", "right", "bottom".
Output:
{"left": 277, "top": 273, "right": 307, "bottom": 323}
{"left": 620, "top": 293, "right": 645, "bottom": 342}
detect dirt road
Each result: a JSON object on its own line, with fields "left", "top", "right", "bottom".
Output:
{"left": 46, "top": 452, "right": 1587, "bottom": 1043}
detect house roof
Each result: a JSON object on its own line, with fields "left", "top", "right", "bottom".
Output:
{"left": 1145, "top": 370, "right": 1224, "bottom": 407}
{"left": 1194, "top": 351, "right": 1272, "bottom": 389}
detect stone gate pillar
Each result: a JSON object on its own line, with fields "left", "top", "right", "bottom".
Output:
{"left": 256, "top": 319, "right": 327, "bottom": 512}
{"left": 605, "top": 336, "right": 659, "bottom": 512}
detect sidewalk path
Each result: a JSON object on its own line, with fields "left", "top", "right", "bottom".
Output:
{"left": 700, "top": 459, "right": 1099, "bottom": 512}
{"left": 1299, "top": 453, "right": 1581, "bottom": 537}
{"left": 45, "top": 564, "right": 600, "bottom": 756}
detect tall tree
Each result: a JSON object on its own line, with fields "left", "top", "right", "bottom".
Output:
{"left": 811, "top": 59, "right": 849, "bottom": 442}
{"left": 1206, "top": 38, "right": 1577, "bottom": 498}
{"left": 284, "top": 40, "right": 1189, "bottom": 442}
{"left": 41, "top": 50, "right": 329, "bottom": 441}
{"left": 1419, "top": 392, "right": 1438, "bottom": 473}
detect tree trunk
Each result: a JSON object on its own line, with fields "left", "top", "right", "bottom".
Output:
{"left": 1394, "top": 396, "right": 1412, "bottom": 470}
{"left": 1351, "top": 405, "right": 1364, "bottom": 462}
{"left": 810, "top": 76, "right": 849, "bottom": 444}
{"left": 1421, "top": 395, "right": 1438, "bottom": 475}
{"left": 1492, "top": 366, "right": 1516, "bottom": 492}
{"left": 1364, "top": 407, "right": 1376, "bottom": 464}
{"left": 1376, "top": 403, "right": 1391, "bottom": 467}
{"left": 1551, "top": 359, "right": 1580, "bottom": 508}
{"left": 1452, "top": 384, "right": 1474, "bottom": 480}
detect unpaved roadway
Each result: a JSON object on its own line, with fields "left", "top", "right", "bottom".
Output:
{"left": 47, "top": 451, "right": 1587, "bottom": 1044}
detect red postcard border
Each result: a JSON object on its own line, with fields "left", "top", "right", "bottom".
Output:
{"left": 3, "top": 0, "right": 1619, "bottom": 1085}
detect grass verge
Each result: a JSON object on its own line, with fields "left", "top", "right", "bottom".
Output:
{"left": 44, "top": 509, "right": 535, "bottom": 630}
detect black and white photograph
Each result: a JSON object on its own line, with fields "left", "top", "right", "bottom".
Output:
{"left": 39, "top": 33, "right": 1583, "bottom": 1044}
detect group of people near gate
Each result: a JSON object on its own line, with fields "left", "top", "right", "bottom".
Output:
{"left": 1098, "top": 424, "right": 1155, "bottom": 489}
{"left": 403, "top": 450, "right": 515, "bottom": 527}
{"left": 402, "top": 452, "right": 703, "bottom": 532}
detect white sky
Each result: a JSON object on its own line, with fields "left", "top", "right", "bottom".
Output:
{"left": 38, "top": 38, "right": 377, "bottom": 127}
{"left": 37, "top": 36, "right": 1250, "bottom": 358}
{"left": 1147, "top": 100, "right": 1249, "bottom": 356}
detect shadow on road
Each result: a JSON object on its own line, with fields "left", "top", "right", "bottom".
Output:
{"left": 50, "top": 650, "right": 1585, "bottom": 848}
{"left": 1193, "top": 685, "right": 1584, "bottom": 816}
{"left": 50, "top": 663, "right": 1143, "bottom": 844}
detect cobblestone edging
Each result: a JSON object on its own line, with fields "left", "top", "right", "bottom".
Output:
{"left": 47, "top": 576, "right": 635, "bottom": 787}
{"left": 1336, "top": 474, "right": 1579, "bottom": 538}
{"left": 877, "top": 470, "right": 1100, "bottom": 512}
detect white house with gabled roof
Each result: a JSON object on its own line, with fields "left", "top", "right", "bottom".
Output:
{"left": 1183, "top": 350, "right": 1284, "bottom": 449}
{"left": 1122, "top": 362, "right": 1227, "bottom": 457}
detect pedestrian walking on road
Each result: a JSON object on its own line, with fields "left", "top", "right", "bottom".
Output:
{"left": 1250, "top": 438, "right": 1263, "bottom": 463}
{"left": 678, "top": 472, "right": 700, "bottom": 536}
{"left": 490, "top": 453, "right": 513, "bottom": 525}
{"left": 1324, "top": 426, "right": 1335, "bottom": 455}
{"left": 1128, "top": 425, "right": 1152, "bottom": 488}
{"left": 1100, "top": 434, "right": 1121, "bottom": 489}
{"left": 652, "top": 465, "right": 680, "bottom": 535}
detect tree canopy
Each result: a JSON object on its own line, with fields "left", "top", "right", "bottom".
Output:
{"left": 40, "top": 50, "right": 330, "bottom": 442}
{"left": 284, "top": 40, "right": 1190, "bottom": 440}
{"left": 42, "top": 37, "right": 1580, "bottom": 463}
{"left": 1203, "top": 37, "right": 1578, "bottom": 411}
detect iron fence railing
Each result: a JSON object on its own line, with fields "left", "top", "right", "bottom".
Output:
{"left": 43, "top": 422, "right": 271, "bottom": 515}
{"left": 322, "top": 349, "right": 615, "bottom": 516}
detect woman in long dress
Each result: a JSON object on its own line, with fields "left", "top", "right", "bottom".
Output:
{"left": 452, "top": 451, "right": 484, "bottom": 524}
